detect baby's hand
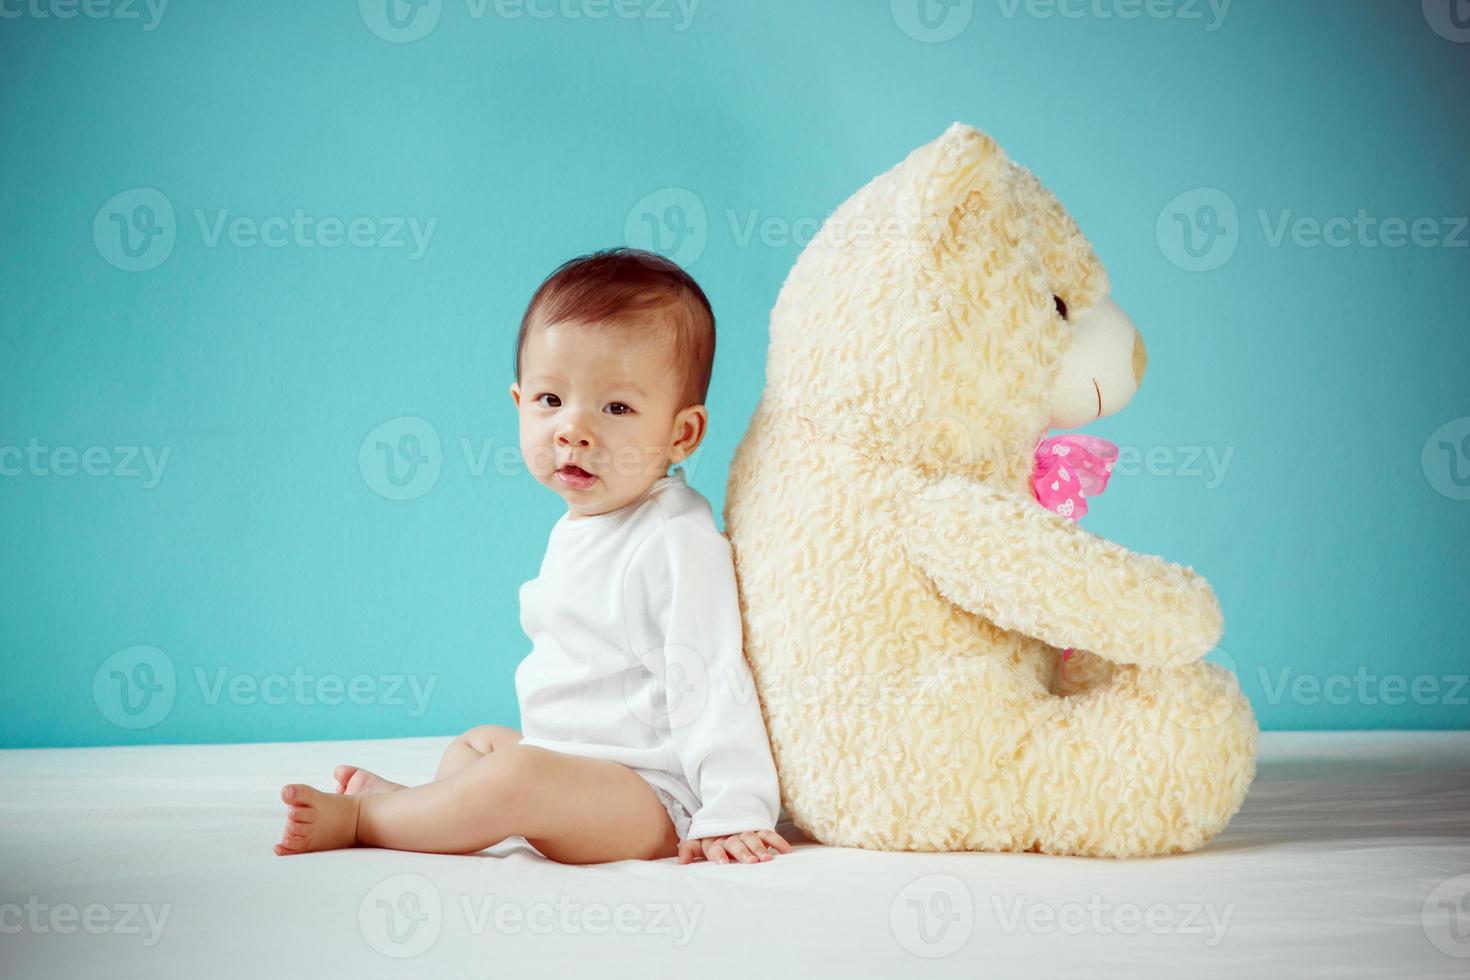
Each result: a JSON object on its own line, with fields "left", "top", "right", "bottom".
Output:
{"left": 677, "top": 829, "right": 792, "bottom": 865}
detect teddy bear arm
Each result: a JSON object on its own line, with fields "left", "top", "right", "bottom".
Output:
{"left": 897, "top": 476, "right": 1223, "bottom": 667}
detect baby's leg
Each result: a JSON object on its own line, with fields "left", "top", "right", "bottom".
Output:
{"left": 433, "top": 724, "right": 522, "bottom": 781}
{"left": 279, "top": 744, "right": 678, "bottom": 864}
{"left": 360, "top": 744, "right": 678, "bottom": 863}
{"left": 333, "top": 724, "right": 522, "bottom": 795}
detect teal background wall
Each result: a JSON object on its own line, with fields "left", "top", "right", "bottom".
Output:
{"left": 2, "top": 0, "right": 1466, "bottom": 746}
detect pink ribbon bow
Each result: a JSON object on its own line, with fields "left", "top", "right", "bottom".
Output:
{"left": 1031, "top": 433, "right": 1118, "bottom": 520}
{"left": 1030, "top": 433, "right": 1119, "bottom": 679}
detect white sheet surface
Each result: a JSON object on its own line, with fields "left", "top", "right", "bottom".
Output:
{"left": 2, "top": 731, "right": 1466, "bottom": 979}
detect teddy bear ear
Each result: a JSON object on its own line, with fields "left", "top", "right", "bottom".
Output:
{"left": 900, "top": 123, "right": 1012, "bottom": 248}
{"left": 940, "top": 121, "right": 990, "bottom": 147}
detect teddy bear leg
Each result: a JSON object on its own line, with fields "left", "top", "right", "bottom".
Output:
{"left": 1051, "top": 647, "right": 1115, "bottom": 698}
{"left": 1014, "top": 660, "right": 1259, "bottom": 858}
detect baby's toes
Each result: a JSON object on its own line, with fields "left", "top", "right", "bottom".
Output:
{"left": 276, "top": 820, "right": 309, "bottom": 854}
{"left": 281, "top": 782, "right": 317, "bottom": 806}
{"left": 272, "top": 783, "right": 358, "bottom": 855}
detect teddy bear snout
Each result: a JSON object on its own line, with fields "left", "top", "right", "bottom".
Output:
{"left": 1132, "top": 331, "right": 1148, "bottom": 386}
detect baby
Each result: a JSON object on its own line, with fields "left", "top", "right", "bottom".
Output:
{"left": 274, "top": 248, "right": 791, "bottom": 866}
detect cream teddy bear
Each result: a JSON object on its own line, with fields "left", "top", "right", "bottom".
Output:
{"left": 724, "top": 122, "right": 1258, "bottom": 858}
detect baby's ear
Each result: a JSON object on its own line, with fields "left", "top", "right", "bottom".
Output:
{"left": 673, "top": 403, "right": 708, "bottom": 460}
{"left": 509, "top": 382, "right": 520, "bottom": 408}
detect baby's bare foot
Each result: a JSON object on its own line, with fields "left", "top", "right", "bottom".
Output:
{"left": 333, "top": 765, "right": 406, "bottom": 796}
{"left": 274, "top": 783, "right": 361, "bottom": 855}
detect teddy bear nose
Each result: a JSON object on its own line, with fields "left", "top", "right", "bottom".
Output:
{"left": 1132, "top": 331, "right": 1148, "bottom": 386}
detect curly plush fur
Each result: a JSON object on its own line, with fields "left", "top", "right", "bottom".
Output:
{"left": 723, "top": 123, "right": 1258, "bottom": 858}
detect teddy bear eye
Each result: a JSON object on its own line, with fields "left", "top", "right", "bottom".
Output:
{"left": 1053, "top": 295, "right": 1069, "bottom": 321}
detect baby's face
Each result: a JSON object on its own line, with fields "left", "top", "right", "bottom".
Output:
{"left": 511, "top": 320, "right": 705, "bottom": 520}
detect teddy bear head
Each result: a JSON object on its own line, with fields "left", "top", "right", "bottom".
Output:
{"left": 762, "top": 123, "right": 1149, "bottom": 494}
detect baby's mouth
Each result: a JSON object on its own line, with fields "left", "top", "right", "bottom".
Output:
{"left": 556, "top": 463, "right": 598, "bottom": 491}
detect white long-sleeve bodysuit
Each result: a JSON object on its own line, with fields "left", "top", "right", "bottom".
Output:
{"left": 513, "top": 467, "right": 781, "bottom": 842}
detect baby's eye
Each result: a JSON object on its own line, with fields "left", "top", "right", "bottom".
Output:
{"left": 534, "top": 393, "right": 561, "bottom": 408}
{"left": 605, "top": 402, "right": 633, "bottom": 416}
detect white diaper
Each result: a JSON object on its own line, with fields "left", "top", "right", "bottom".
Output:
{"left": 648, "top": 783, "right": 694, "bottom": 842}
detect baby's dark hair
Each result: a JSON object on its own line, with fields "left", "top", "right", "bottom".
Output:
{"left": 514, "top": 248, "right": 716, "bottom": 408}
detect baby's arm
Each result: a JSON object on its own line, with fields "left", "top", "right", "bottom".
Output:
{"left": 626, "top": 519, "right": 790, "bottom": 864}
